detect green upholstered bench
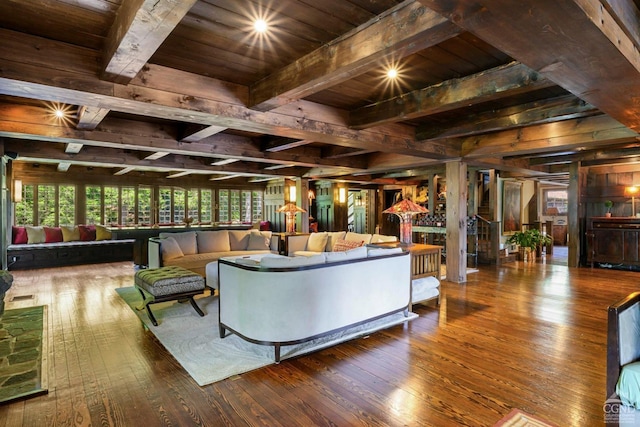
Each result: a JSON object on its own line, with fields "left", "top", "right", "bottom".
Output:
{"left": 134, "top": 266, "right": 206, "bottom": 326}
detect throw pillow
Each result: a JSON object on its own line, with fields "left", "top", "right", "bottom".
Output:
{"left": 228, "top": 230, "right": 250, "bottom": 251}
{"left": 95, "top": 225, "right": 112, "bottom": 241}
{"left": 78, "top": 225, "right": 96, "bottom": 241}
{"left": 306, "top": 232, "right": 328, "bottom": 252}
{"left": 60, "top": 225, "right": 80, "bottom": 242}
{"left": 325, "top": 231, "right": 346, "bottom": 252}
{"left": 44, "top": 226, "right": 63, "bottom": 243}
{"left": 159, "top": 231, "right": 197, "bottom": 255}
{"left": 333, "top": 239, "right": 364, "bottom": 252}
{"left": 247, "top": 232, "right": 270, "bottom": 250}
{"left": 161, "top": 237, "right": 184, "bottom": 261}
{"left": 12, "top": 226, "right": 27, "bottom": 244}
{"left": 25, "top": 225, "right": 46, "bottom": 244}
{"left": 195, "top": 230, "right": 230, "bottom": 253}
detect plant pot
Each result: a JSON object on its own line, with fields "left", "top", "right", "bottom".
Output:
{"left": 518, "top": 247, "right": 535, "bottom": 262}
{"left": 605, "top": 212, "right": 612, "bottom": 217}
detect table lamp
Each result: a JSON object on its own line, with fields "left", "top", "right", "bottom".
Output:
{"left": 277, "top": 203, "right": 306, "bottom": 233}
{"left": 383, "top": 198, "right": 428, "bottom": 246}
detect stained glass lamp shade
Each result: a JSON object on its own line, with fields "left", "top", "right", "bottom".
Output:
{"left": 277, "top": 203, "right": 307, "bottom": 233}
{"left": 383, "top": 199, "right": 429, "bottom": 245}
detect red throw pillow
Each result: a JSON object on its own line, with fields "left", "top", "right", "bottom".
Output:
{"left": 12, "top": 226, "right": 27, "bottom": 244}
{"left": 44, "top": 227, "right": 63, "bottom": 243}
{"left": 78, "top": 225, "right": 96, "bottom": 241}
{"left": 333, "top": 239, "right": 364, "bottom": 252}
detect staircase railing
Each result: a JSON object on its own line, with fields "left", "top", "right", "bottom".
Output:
{"left": 476, "top": 214, "right": 501, "bottom": 264}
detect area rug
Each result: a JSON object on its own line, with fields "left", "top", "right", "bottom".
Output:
{"left": 0, "top": 305, "right": 48, "bottom": 403}
{"left": 494, "top": 409, "right": 557, "bottom": 426}
{"left": 115, "top": 287, "right": 417, "bottom": 386}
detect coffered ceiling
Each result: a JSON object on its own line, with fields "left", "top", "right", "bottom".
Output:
{"left": 2, "top": 0, "right": 640, "bottom": 186}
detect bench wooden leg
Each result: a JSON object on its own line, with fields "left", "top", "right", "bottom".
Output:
{"left": 136, "top": 288, "right": 159, "bottom": 326}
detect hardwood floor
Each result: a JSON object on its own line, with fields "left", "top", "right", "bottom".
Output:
{"left": 0, "top": 258, "right": 630, "bottom": 426}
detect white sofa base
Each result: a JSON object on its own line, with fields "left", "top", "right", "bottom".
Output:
{"left": 218, "top": 251, "right": 411, "bottom": 362}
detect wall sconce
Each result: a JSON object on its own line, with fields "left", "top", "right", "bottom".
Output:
{"left": 289, "top": 185, "right": 296, "bottom": 203}
{"left": 13, "top": 179, "right": 22, "bottom": 203}
{"left": 308, "top": 189, "right": 315, "bottom": 202}
{"left": 338, "top": 187, "right": 346, "bottom": 204}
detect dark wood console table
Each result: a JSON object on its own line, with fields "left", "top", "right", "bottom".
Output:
{"left": 587, "top": 217, "right": 640, "bottom": 268}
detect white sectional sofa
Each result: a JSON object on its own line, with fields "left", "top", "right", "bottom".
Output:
{"left": 285, "top": 231, "right": 397, "bottom": 256}
{"left": 148, "top": 229, "right": 278, "bottom": 277}
{"left": 218, "top": 246, "right": 410, "bottom": 362}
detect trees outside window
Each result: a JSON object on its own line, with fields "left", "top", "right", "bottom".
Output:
{"left": 159, "top": 187, "right": 172, "bottom": 223}
{"left": 201, "top": 189, "right": 212, "bottom": 223}
{"left": 58, "top": 185, "right": 75, "bottom": 225}
{"left": 219, "top": 190, "right": 229, "bottom": 222}
{"left": 173, "top": 188, "right": 185, "bottom": 224}
{"left": 121, "top": 187, "right": 136, "bottom": 226}
{"left": 37, "top": 185, "right": 56, "bottom": 226}
{"left": 15, "top": 184, "right": 34, "bottom": 225}
{"left": 86, "top": 186, "right": 102, "bottom": 224}
{"left": 138, "top": 187, "right": 151, "bottom": 225}
{"left": 104, "top": 186, "right": 119, "bottom": 225}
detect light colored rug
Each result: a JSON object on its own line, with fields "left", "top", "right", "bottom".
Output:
{"left": 494, "top": 409, "right": 557, "bottom": 426}
{"left": 116, "top": 287, "right": 417, "bottom": 386}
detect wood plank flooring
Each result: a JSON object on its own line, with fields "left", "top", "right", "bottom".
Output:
{"left": 0, "top": 257, "right": 630, "bottom": 426}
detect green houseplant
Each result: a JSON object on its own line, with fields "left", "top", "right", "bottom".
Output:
{"left": 605, "top": 200, "right": 613, "bottom": 217}
{"left": 507, "top": 229, "right": 553, "bottom": 262}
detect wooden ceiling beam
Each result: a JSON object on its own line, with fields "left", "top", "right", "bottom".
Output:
{"left": 460, "top": 115, "right": 638, "bottom": 158}
{"left": 262, "top": 138, "right": 315, "bottom": 152}
{"left": 101, "top": 0, "right": 198, "bottom": 83}
{"left": 415, "top": 95, "right": 598, "bottom": 141}
{"left": 418, "top": 0, "right": 640, "bottom": 132}
{"left": 76, "top": 106, "right": 110, "bottom": 130}
{"left": 350, "top": 61, "right": 556, "bottom": 129}
{"left": 0, "top": 30, "right": 456, "bottom": 160}
{"left": 5, "top": 140, "right": 300, "bottom": 178}
{"left": 180, "top": 124, "right": 228, "bottom": 142}
{"left": 0, "top": 105, "right": 367, "bottom": 170}
{"left": 249, "top": 1, "right": 463, "bottom": 111}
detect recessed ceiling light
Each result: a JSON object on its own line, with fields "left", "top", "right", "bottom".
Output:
{"left": 387, "top": 68, "right": 398, "bottom": 79}
{"left": 254, "top": 19, "right": 268, "bottom": 33}
{"left": 55, "top": 109, "right": 65, "bottom": 118}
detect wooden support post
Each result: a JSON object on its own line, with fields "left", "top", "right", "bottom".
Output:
{"left": 468, "top": 168, "right": 478, "bottom": 216}
{"left": 568, "top": 162, "right": 581, "bottom": 267}
{"left": 296, "top": 178, "right": 309, "bottom": 233}
{"left": 446, "top": 161, "right": 467, "bottom": 283}
{"left": 488, "top": 169, "right": 497, "bottom": 221}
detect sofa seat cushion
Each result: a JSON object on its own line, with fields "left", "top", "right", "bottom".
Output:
{"left": 164, "top": 250, "right": 275, "bottom": 276}
{"left": 412, "top": 276, "right": 440, "bottom": 304}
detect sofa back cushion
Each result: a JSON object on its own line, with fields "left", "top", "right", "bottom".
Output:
{"left": 196, "top": 230, "right": 230, "bottom": 253}
{"left": 247, "top": 231, "right": 271, "bottom": 250}
{"left": 12, "top": 226, "right": 27, "bottom": 244}
{"left": 161, "top": 237, "right": 184, "bottom": 261}
{"left": 160, "top": 231, "right": 198, "bottom": 255}
{"left": 325, "top": 231, "right": 346, "bottom": 251}
{"left": 44, "top": 227, "right": 63, "bottom": 243}
{"left": 345, "top": 232, "right": 372, "bottom": 245}
{"left": 307, "top": 232, "right": 328, "bottom": 252}
{"left": 371, "top": 233, "right": 397, "bottom": 243}
{"left": 228, "top": 230, "right": 250, "bottom": 250}
{"left": 260, "top": 254, "right": 326, "bottom": 268}
{"left": 26, "top": 226, "right": 46, "bottom": 244}
{"left": 61, "top": 225, "right": 80, "bottom": 242}
{"left": 325, "top": 246, "right": 368, "bottom": 262}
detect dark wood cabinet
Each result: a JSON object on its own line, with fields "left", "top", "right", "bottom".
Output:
{"left": 552, "top": 225, "right": 568, "bottom": 245}
{"left": 587, "top": 217, "right": 640, "bottom": 267}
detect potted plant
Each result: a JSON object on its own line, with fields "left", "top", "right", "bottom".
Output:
{"left": 605, "top": 200, "right": 613, "bottom": 217}
{"left": 507, "top": 229, "right": 552, "bottom": 262}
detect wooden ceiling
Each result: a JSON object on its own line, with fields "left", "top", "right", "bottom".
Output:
{"left": 2, "top": 0, "right": 640, "bottom": 186}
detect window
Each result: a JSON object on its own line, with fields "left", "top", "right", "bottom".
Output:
{"left": 187, "top": 189, "right": 199, "bottom": 222}
{"left": 121, "top": 187, "right": 136, "bottom": 226}
{"left": 544, "top": 189, "right": 568, "bottom": 215}
{"left": 15, "top": 184, "right": 34, "bottom": 225}
{"left": 201, "top": 189, "right": 212, "bottom": 223}
{"left": 251, "top": 190, "right": 263, "bottom": 221}
{"left": 230, "top": 190, "right": 241, "bottom": 222}
{"left": 219, "top": 189, "right": 229, "bottom": 222}
{"left": 173, "top": 188, "right": 185, "bottom": 223}
{"left": 159, "top": 187, "right": 172, "bottom": 224}
{"left": 58, "top": 185, "right": 75, "bottom": 225}
{"left": 37, "top": 185, "right": 56, "bottom": 226}
{"left": 104, "top": 186, "right": 119, "bottom": 225}
{"left": 86, "top": 186, "right": 102, "bottom": 224}
{"left": 138, "top": 187, "right": 151, "bottom": 225}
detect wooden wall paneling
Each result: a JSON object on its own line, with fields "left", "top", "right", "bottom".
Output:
{"left": 264, "top": 181, "right": 285, "bottom": 232}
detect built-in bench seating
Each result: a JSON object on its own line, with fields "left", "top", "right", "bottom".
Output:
{"left": 8, "top": 225, "right": 134, "bottom": 270}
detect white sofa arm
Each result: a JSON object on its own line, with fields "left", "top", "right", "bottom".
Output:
{"left": 269, "top": 235, "right": 280, "bottom": 252}
{"left": 148, "top": 237, "right": 163, "bottom": 269}
{"left": 285, "top": 234, "right": 310, "bottom": 256}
